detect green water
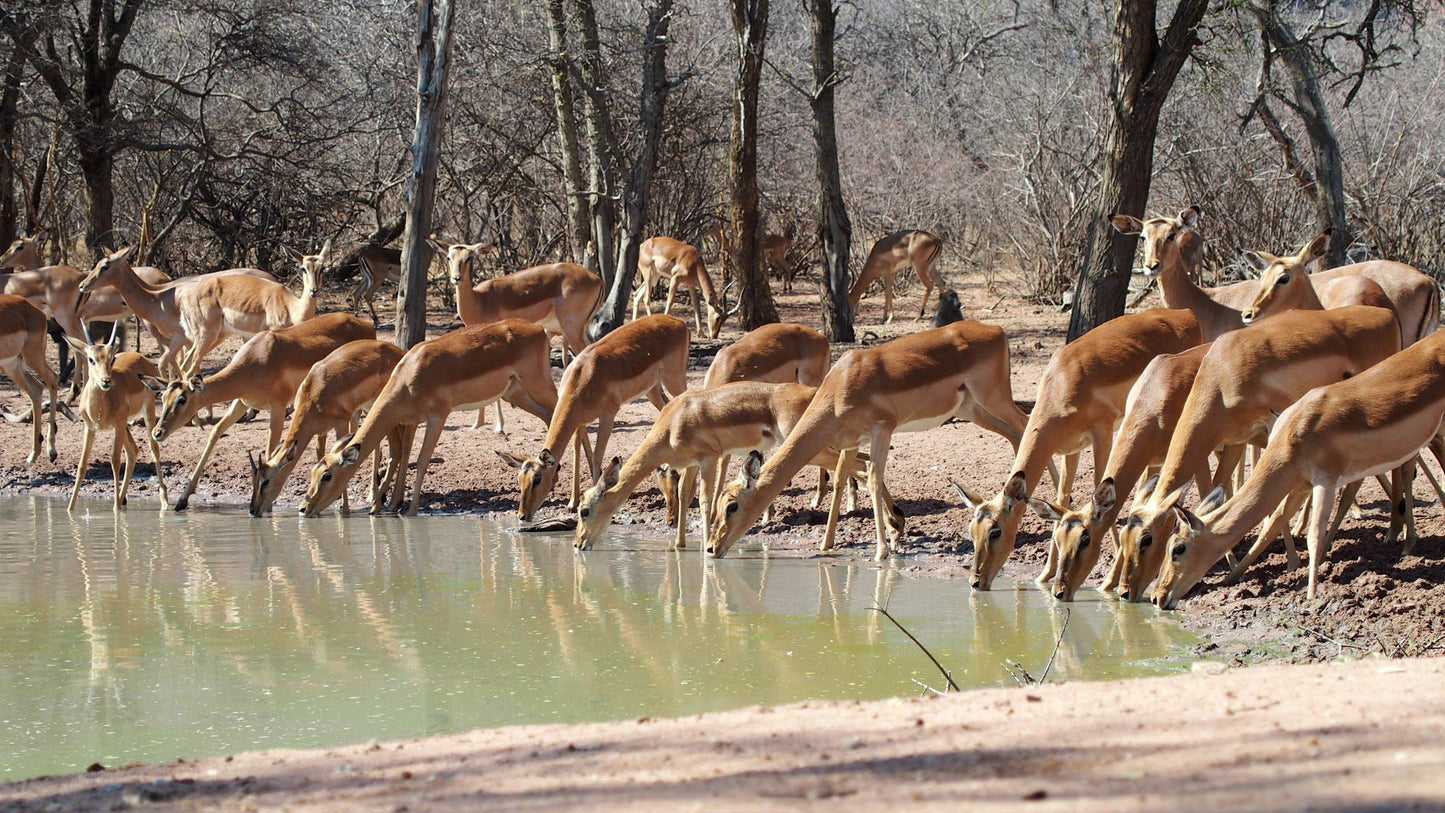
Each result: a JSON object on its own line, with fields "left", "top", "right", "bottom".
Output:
{"left": 0, "top": 495, "right": 1195, "bottom": 780}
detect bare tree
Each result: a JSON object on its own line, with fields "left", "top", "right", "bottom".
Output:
{"left": 589, "top": 0, "right": 676, "bottom": 341}
{"left": 807, "top": 0, "right": 853, "bottom": 342}
{"left": 545, "top": 0, "right": 589, "bottom": 265}
{"left": 0, "top": 21, "right": 35, "bottom": 244}
{"left": 728, "top": 0, "right": 778, "bottom": 329}
{"left": 571, "top": 0, "right": 619, "bottom": 284}
{"left": 396, "top": 0, "right": 458, "bottom": 349}
{"left": 1066, "top": 0, "right": 1209, "bottom": 341}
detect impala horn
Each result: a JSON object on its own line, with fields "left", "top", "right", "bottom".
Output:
{"left": 723, "top": 278, "right": 741, "bottom": 316}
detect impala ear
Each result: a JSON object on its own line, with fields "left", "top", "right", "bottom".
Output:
{"left": 539, "top": 449, "right": 557, "bottom": 468}
{"left": 187, "top": 375, "right": 204, "bottom": 392}
{"left": 950, "top": 478, "right": 986, "bottom": 511}
{"left": 496, "top": 451, "right": 527, "bottom": 470}
{"left": 1171, "top": 504, "right": 1207, "bottom": 536}
{"left": 140, "top": 375, "right": 167, "bottom": 392}
{"left": 282, "top": 442, "right": 299, "bottom": 463}
{"left": 1136, "top": 473, "right": 1161, "bottom": 504}
{"left": 329, "top": 433, "right": 356, "bottom": 454}
{"left": 1093, "top": 477, "right": 1117, "bottom": 515}
{"left": 1002, "top": 471, "right": 1028, "bottom": 507}
{"left": 1300, "top": 229, "right": 1331, "bottom": 265}
{"left": 1026, "top": 498, "right": 1065, "bottom": 522}
{"left": 1108, "top": 213, "right": 1144, "bottom": 235}
{"left": 601, "top": 456, "right": 622, "bottom": 489}
{"left": 63, "top": 334, "right": 89, "bottom": 353}
{"left": 1241, "top": 251, "right": 1272, "bottom": 273}
{"left": 1199, "top": 484, "right": 1228, "bottom": 514}
{"left": 247, "top": 450, "right": 259, "bottom": 473}
{"left": 743, "top": 449, "right": 764, "bottom": 482}
{"left": 340, "top": 443, "right": 362, "bottom": 466}
{"left": 1178, "top": 206, "right": 1202, "bottom": 228}
{"left": 426, "top": 237, "right": 448, "bottom": 255}
{"left": 114, "top": 245, "right": 136, "bottom": 261}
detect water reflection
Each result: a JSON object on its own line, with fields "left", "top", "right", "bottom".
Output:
{"left": 0, "top": 495, "right": 1194, "bottom": 780}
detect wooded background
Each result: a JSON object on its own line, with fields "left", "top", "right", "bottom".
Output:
{"left": 2, "top": 0, "right": 1440, "bottom": 339}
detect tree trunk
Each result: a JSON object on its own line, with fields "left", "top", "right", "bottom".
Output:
{"left": 545, "top": 0, "right": 590, "bottom": 265}
{"left": 588, "top": 0, "right": 674, "bottom": 341}
{"left": 571, "top": 0, "right": 619, "bottom": 284}
{"left": 1256, "top": 9, "right": 1349, "bottom": 268}
{"left": 1066, "top": 0, "right": 1208, "bottom": 341}
{"left": 395, "top": 0, "right": 457, "bottom": 350}
{"left": 728, "top": 0, "right": 778, "bottom": 329}
{"left": 807, "top": 0, "right": 853, "bottom": 343}
{"left": 0, "top": 28, "right": 33, "bottom": 245}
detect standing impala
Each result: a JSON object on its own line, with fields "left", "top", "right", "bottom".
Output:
{"left": 1116, "top": 207, "right": 1437, "bottom": 345}
{"left": 150, "top": 312, "right": 375, "bottom": 510}
{"left": 64, "top": 326, "right": 170, "bottom": 511}
{"left": 249, "top": 339, "right": 406, "bottom": 516}
{"left": 0, "top": 293, "right": 61, "bottom": 463}
{"left": 501, "top": 314, "right": 690, "bottom": 521}
{"left": 706, "top": 320, "right": 1034, "bottom": 561}
{"left": 303, "top": 320, "right": 560, "bottom": 517}
{"left": 1240, "top": 230, "right": 1405, "bottom": 338}
{"left": 350, "top": 244, "right": 403, "bottom": 323}
{"left": 632, "top": 236, "right": 737, "bottom": 339}
{"left": 954, "top": 308, "right": 1202, "bottom": 591}
{"left": 1155, "top": 329, "right": 1445, "bottom": 607}
{"left": 847, "top": 230, "right": 944, "bottom": 324}
{"left": 1116, "top": 306, "right": 1401, "bottom": 600}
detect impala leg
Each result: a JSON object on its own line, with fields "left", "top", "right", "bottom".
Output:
{"left": 916, "top": 277, "right": 932, "bottom": 321}
{"left": 882, "top": 274, "right": 894, "bottom": 325}
{"left": 1306, "top": 483, "right": 1335, "bottom": 601}
{"left": 376, "top": 426, "right": 411, "bottom": 512}
{"left": 68, "top": 423, "right": 97, "bottom": 512}
{"left": 571, "top": 431, "right": 584, "bottom": 513}
{"left": 174, "top": 398, "right": 249, "bottom": 511}
{"left": 142, "top": 403, "right": 169, "bottom": 508}
{"left": 1397, "top": 461, "right": 1419, "bottom": 556}
{"left": 822, "top": 448, "right": 857, "bottom": 552}
{"left": 406, "top": 418, "right": 446, "bottom": 517}
{"left": 1325, "top": 479, "right": 1363, "bottom": 549}
{"left": 1415, "top": 450, "right": 1445, "bottom": 509}
{"left": 1056, "top": 452, "right": 1080, "bottom": 511}
{"left": 630, "top": 283, "right": 646, "bottom": 321}
{"left": 867, "top": 432, "right": 896, "bottom": 561}
{"left": 663, "top": 278, "right": 678, "bottom": 318}
{"left": 382, "top": 425, "right": 417, "bottom": 514}
{"left": 118, "top": 425, "right": 141, "bottom": 509}
{"left": 812, "top": 466, "right": 829, "bottom": 510}
{"left": 700, "top": 456, "right": 722, "bottom": 529}
{"left": 1226, "top": 489, "right": 1309, "bottom": 584}
{"left": 674, "top": 466, "right": 698, "bottom": 550}
{"left": 1, "top": 360, "right": 44, "bottom": 463}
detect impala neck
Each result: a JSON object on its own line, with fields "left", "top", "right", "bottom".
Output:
{"left": 1154, "top": 242, "right": 1240, "bottom": 340}
{"left": 596, "top": 432, "right": 676, "bottom": 524}
{"left": 1152, "top": 386, "right": 1227, "bottom": 501}
{"left": 110, "top": 262, "right": 168, "bottom": 316}
{"left": 541, "top": 384, "right": 591, "bottom": 457}
{"left": 454, "top": 269, "right": 487, "bottom": 325}
{"left": 692, "top": 261, "right": 720, "bottom": 307}
{"left": 1191, "top": 451, "right": 1304, "bottom": 563}
{"left": 737, "top": 401, "right": 845, "bottom": 527}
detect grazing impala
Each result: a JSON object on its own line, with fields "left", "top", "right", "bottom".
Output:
{"left": 1155, "top": 329, "right": 1445, "bottom": 607}
{"left": 1117, "top": 207, "right": 1438, "bottom": 345}
{"left": 350, "top": 244, "right": 403, "bottom": 323}
{"left": 248, "top": 339, "right": 406, "bottom": 516}
{"left": 574, "top": 382, "right": 863, "bottom": 551}
{"left": 706, "top": 321, "right": 1034, "bottom": 561}
{"left": 1027, "top": 344, "right": 1229, "bottom": 601}
{"left": 847, "top": 230, "right": 944, "bottom": 324}
{"left": 1116, "top": 306, "right": 1401, "bottom": 600}
{"left": 0, "top": 293, "right": 61, "bottom": 462}
{"left": 303, "top": 320, "right": 560, "bottom": 517}
{"left": 501, "top": 314, "right": 690, "bottom": 521}
{"left": 632, "top": 236, "right": 737, "bottom": 339}
{"left": 150, "top": 313, "right": 375, "bottom": 510}
{"left": 703, "top": 322, "right": 830, "bottom": 389}
{"left": 954, "top": 309, "right": 1203, "bottom": 591}
{"left": 64, "top": 326, "right": 170, "bottom": 511}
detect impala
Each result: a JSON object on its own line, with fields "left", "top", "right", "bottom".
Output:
{"left": 847, "top": 230, "right": 944, "bottom": 324}
{"left": 64, "top": 326, "right": 170, "bottom": 511}
{"left": 632, "top": 236, "right": 737, "bottom": 339}
{"left": 0, "top": 293, "right": 61, "bottom": 462}
{"left": 702, "top": 322, "right": 830, "bottom": 389}
{"left": 501, "top": 314, "right": 689, "bottom": 521}
{"left": 0, "top": 229, "right": 45, "bottom": 270}
{"left": 150, "top": 312, "right": 375, "bottom": 510}
{"left": 574, "top": 382, "right": 862, "bottom": 551}
{"left": 249, "top": 339, "right": 406, "bottom": 516}
{"left": 1116, "top": 306, "right": 1401, "bottom": 599}
{"left": 1240, "top": 230, "right": 1400, "bottom": 335}
{"left": 955, "top": 308, "right": 1202, "bottom": 591}
{"left": 1155, "top": 329, "right": 1445, "bottom": 607}
{"left": 706, "top": 320, "right": 1034, "bottom": 561}
{"left": 303, "top": 320, "right": 560, "bottom": 517}
{"left": 350, "top": 244, "right": 403, "bottom": 323}
{"left": 1117, "top": 208, "right": 1437, "bottom": 346}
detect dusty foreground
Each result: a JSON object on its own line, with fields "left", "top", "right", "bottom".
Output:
{"left": 3, "top": 656, "right": 1443, "bottom": 811}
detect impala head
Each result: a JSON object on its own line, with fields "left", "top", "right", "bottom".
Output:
{"left": 1110, "top": 206, "right": 1203, "bottom": 278}
{"left": 1115, "top": 476, "right": 1186, "bottom": 603}
{"left": 705, "top": 278, "right": 742, "bottom": 339}
{"left": 953, "top": 473, "right": 1028, "bottom": 591}
{"left": 80, "top": 245, "right": 137, "bottom": 294}
{"left": 0, "top": 228, "right": 44, "bottom": 270}
{"left": 290, "top": 238, "right": 332, "bottom": 283}
{"left": 249, "top": 442, "right": 301, "bottom": 517}
{"left": 1030, "top": 478, "right": 1119, "bottom": 602}
{"left": 63, "top": 322, "right": 124, "bottom": 392}
{"left": 1151, "top": 485, "right": 1228, "bottom": 610}
{"left": 705, "top": 451, "right": 764, "bottom": 558}
{"left": 574, "top": 456, "right": 623, "bottom": 550}
{"left": 499, "top": 448, "right": 557, "bottom": 521}
{"left": 301, "top": 434, "right": 361, "bottom": 517}
{"left": 429, "top": 238, "right": 497, "bottom": 286}
{"left": 1239, "top": 230, "right": 1332, "bottom": 325}
{"left": 151, "top": 376, "right": 207, "bottom": 442}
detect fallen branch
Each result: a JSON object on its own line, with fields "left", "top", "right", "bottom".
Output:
{"left": 869, "top": 604, "right": 960, "bottom": 692}
{"left": 1039, "top": 608, "right": 1071, "bottom": 684}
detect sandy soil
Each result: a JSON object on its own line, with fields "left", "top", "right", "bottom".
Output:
{"left": 3, "top": 655, "right": 1444, "bottom": 811}
{"left": 4, "top": 274, "right": 1445, "bottom": 804}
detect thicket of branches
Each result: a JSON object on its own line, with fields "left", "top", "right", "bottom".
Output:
{"left": 2, "top": 0, "right": 1440, "bottom": 302}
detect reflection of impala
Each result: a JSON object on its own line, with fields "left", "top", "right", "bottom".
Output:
{"left": 1156, "top": 329, "right": 1445, "bottom": 607}
{"left": 1116, "top": 306, "right": 1400, "bottom": 601}
{"left": 707, "top": 320, "right": 1033, "bottom": 561}
{"left": 847, "top": 230, "right": 944, "bottom": 324}
{"left": 632, "top": 236, "right": 737, "bottom": 339}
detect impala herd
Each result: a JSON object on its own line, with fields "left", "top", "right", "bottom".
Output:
{"left": 3, "top": 214, "right": 1444, "bottom": 612}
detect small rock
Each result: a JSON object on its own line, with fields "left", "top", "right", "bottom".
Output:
{"left": 86, "top": 762, "right": 106, "bottom": 773}
{"left": 1023, "top": 789, "right": 1048, "bottom": 801}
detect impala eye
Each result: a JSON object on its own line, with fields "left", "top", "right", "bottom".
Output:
{"left": 1172, "top": 542, "right": 1187, "bottom": 559}
{"left": 321, "top": 472, "right": 332, "bottom": 483}
{"left": 1276, "top": 273, "right": 1290, "bottom": 285}
{"left": 580, "top": 508, "right": 590, "bottom": 519}
{"left": 1140, "top": 532, "right": 1153, "bottom": 549}
{"left": 531, "top": 475, "right": 541, "bottom": 488}
{"left": 726, "top": 502, "right": 739, "bottom": 515}
{"left": 988, "top": 527, "right": 1002, "bottom": 542}
{"left": 1078, "top": 530, "right": 1091, "bottom": 549}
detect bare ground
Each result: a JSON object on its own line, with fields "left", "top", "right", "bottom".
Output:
{"left": 3, "top": 274, "right": 1445, "bottom": 805}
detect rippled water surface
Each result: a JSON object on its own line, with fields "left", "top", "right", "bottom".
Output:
{"left": 0, "top": 495, "right": 1195, "bottom": 780}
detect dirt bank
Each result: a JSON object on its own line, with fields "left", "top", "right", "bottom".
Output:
{"left": 3, "top": 655, "right": 1443, "bottom": 811}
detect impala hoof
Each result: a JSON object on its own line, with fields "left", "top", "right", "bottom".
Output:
{"left": 174, "top": 496, "right": 190, "bottom": 511}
